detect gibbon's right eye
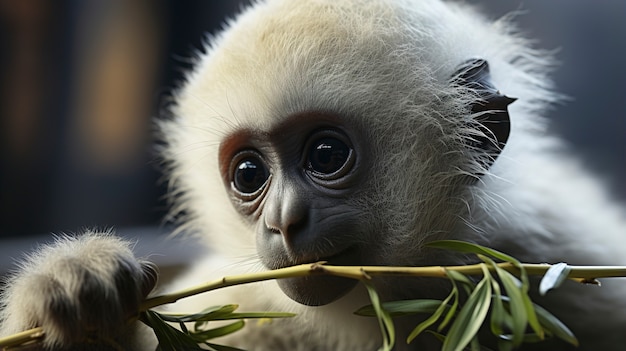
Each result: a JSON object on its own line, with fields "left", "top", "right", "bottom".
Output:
{"left": 231, "top": 152, "right": 269, "bottom": 196}
{"left": 304, "top": 129, "right": 355, "bottom": 182}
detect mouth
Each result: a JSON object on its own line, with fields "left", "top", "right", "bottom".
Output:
{"left": 276, "top": 247, "right": 361, "bottom": 306}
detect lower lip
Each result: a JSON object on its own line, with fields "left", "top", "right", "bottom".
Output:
{"left": 276, "top": 247, "right": 361, "bottom": 306}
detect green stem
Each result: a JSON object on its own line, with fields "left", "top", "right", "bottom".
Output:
{"left": 3, "top": 262, "right": 626, "bottom": 349}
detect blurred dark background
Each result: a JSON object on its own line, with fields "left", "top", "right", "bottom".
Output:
{"left": 0, "top": 0, "right": 624, "bottom": 239}
{"left": 0, "top": 1, "right": 247, "bottom": 238}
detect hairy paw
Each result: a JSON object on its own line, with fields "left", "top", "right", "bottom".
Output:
{"left": 0, "top": 231, "right": 157, "bottom": 348}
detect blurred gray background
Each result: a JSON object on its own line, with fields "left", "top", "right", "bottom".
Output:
{"left": 0, "top": 1, "right": 624, "bottom": 263}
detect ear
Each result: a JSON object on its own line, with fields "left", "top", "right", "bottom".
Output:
{"left": 452, "top": 59, "right": 516, "bottom": 171}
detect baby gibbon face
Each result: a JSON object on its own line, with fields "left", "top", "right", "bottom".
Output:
{"left": 218, "top": 112, "right": 372, "bottom": 305}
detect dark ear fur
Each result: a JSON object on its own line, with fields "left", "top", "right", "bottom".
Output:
{"left": 452, "top": 59, "right": 516, "bottom": 171}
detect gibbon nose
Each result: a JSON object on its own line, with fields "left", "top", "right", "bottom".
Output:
{"left": 264, "top": 184, "right": 308, "bottom": 242}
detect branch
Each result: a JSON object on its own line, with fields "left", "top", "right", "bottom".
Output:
{"left": 142, "top": 262, "right": 626, "bottom": 311}
{"left": 2, "top": 262, "right": 626, "bottom": 349}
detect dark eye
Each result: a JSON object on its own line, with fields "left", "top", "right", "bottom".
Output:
{"left": 307, "top": 137, "right": 352, "bottom": 176}
{"left": 233, "top": 155, "right": 269, "bottom": 194}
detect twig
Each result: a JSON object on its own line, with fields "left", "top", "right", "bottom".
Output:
{"left": 2, "top": 262, "right": 626, "bottom": 349}
{"left": 0, "top": 328, "right": 44, "bottom": 349}
{"left": 143, "top": 262, "right": 626, "bottom": 310}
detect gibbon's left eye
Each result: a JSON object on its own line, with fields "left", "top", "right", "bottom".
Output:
{"left": 306, "top": 133, "right": 355, "bottom": 180}
{"left": 231, "top": 151, "right": 269, "bottom": 196}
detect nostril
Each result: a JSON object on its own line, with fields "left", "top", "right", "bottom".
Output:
{"left": 266, "top": 214, "right": 308, "bottom": 241}
{"left": 286, "top": 217, "right": 307, "bottom": 238}
{"left": 268, "top": 226, "right": 281, "bottom": 235}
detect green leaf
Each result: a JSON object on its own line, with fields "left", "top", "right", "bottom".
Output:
{"left": 407, "top": 290, "right": 454, "bottom": 342}
{"left": 520, "top": 289, "right": 543, "bottom": 340}
{"left": 429, "top": 329, "right": 498, "bottom": 351}
{"left": 204, "top": 342, "right": 247, "bottom": 351}
{"left": 158, "top": 305, "right": 239, "bottom": 323}
{"left": 160, "top": 311, "right": 295, "bottom": 323}
{"left": 539, "top": 263, "right": 571, "bottom": 296}
{"left": 497, "top": 295, "right": 578, "bottom": 347}
{"left": 479, "top": 253, "right": 544, "bottom": 344}
{"left": 425, "top": 330, "right": 446, "bottom": 342}
{"left": 445, "top": 269, "right": 476, "bottom": 295}
{"left": 213, "top": 312, "right": 296, "bottom": 319}
{"left": 438, "top": 280, "right": 459, "bottom": 331}
{"left": 426, "top": 240, "right": 521, "bottom": 265}
{"left": 478, "top": 255, "right": 513, "bottom": 340}
{"left": 442, "top": 265, "right": 492, "bottom": 351}
{"left": 156, "top": 305, "right": 294, "bottom": 333}
{"left": 498, "top": 262, "right": 543, "bottom": 339}
{"left": 500, "top": 279, "right": 525, "bottom": 345}
{"left": 355, "top": 299, "right": 443, "bottom": 317}
{"left": 470, "top": 335, "right": 481, "bottom": 351}
{"left": 489, "top": 263, "right": 527, "bottom": 345}
{"left": 190, "top": 320, "right": 245, "bottom": 341}
{"left": 445, "top": 269, "right": 475, "bottom": 287}
{"left": 532, "top": 302, "right": 579, "bottom": 346}
{"left": 141, "top": 310, "right": 204, "bottom": 351}
{"left": 364, "top": 282, "right": 395, "bottom": 351}
{"left": 488, "top": 270, "right": 508, "bottom": 337}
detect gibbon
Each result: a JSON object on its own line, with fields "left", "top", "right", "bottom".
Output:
{"left": 2, "top": 0, "right": 625, "bottom": 350}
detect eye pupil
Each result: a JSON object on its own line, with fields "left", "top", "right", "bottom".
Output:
{"left": 234, "top": 158, "right": 268, "bottom": 194}
{"left": 308, "top": 137, "right": 350, "bottom": 174}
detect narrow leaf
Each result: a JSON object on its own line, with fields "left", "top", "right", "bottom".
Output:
{"left": 532, "top": 303, "right": 579, "bottom": 346}
{"left": 445, "top": 269, "right": 475, "bottom": 287}
{"left": 425, "top": 330, "right": 446, "bottom": 342}
{"left": 502, "top": 269, "right": 542, "bottom": 338}
{"left": 470, "top": 335, "right": 481, "bottom": 351}
{"left": 213, "top": 312, "right": 296, "bottom": 319}
{"left": 355, "top": 299, "right": 443, "bottom": 317}
{"left": 158, "top": 305, "right": 239, "bottom": 323}
{"left": 160, "top": 311, "right": 295, "bottom": 322}
{"left": 494, "top": 265, "right": 528, "bottom": 345}
{"left": 191, "top": 320, "right": 245, "bottom": 341}
{"left": 446, "top": 269, "right": 476, "bottom": 296}
{"left": 204, "top": 342, "right": 247, "bottom": 351}
{"left": 442, "top": 265, "right": 492, "bottom": 351}
{"left": 489, "top": 272, "right": 507, "bottom": 337}
{"left": 407, "top": 292, "right": 454, "bottom": 342}
{"left": 364, "top": 282, "right": 395, "bottom": 351}
{"left": 426, "top": 240, "right": 520, "bottom": 264}
{"left": 520, "top": 289, "right": 544, "bottom": 339}
{"left": 141, "top": 310, "right": 204, "bottom": 351}
{"left": 438, "top": 281, "right": 459, "bottom": 331}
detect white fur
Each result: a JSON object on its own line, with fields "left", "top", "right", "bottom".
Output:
{"left": 2, "top": 0, "right": 626, "bottom": 350}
